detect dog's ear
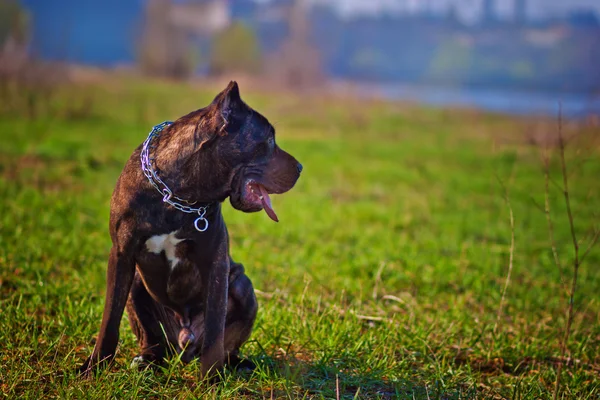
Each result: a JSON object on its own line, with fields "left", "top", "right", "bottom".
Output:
{"left": 211, "top": 81, "right": 244, "bottom": 133}
{"left": 192, "top": 82, "right": 244, "bottom": 149}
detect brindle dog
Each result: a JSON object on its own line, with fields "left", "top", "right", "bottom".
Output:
{"left": 79, "top": 82, "right": 302, "bottom": 378}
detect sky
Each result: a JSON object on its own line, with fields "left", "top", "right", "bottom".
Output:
{"left": 301, "top": 0, "right": 600, "bottom": 22}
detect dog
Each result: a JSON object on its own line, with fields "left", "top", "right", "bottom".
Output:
{"left": 78, "top": 81, "right": 302, "bottom": 378}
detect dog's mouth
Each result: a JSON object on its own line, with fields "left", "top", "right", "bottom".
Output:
{"left": 244, "top": 180, "right": 278, "bottom": 222}
{"left": 231, "top": 148, "right": 301, "bottom": 222}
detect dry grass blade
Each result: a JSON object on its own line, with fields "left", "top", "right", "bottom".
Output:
{"left": 493, "top": 173, "right": 516, "bottom": 339}
{"left": 372, "top": 261, "right": 386, "bottom": 300}
{"left": 553, "top": 107, "right": 581, "bottom": 400}
{"left": 542, "top": 146, "right": 563, "bottom": 283}
{"left": 580, "top": 228, "right": 599, "bottom": 264}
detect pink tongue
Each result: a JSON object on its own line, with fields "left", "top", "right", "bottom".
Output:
{"left": 258, "top": 184, "right": 278, "bottom": 222}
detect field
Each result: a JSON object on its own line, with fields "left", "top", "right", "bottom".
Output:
{"left": 0, "top": 75, "right": 599, "bottom": 399}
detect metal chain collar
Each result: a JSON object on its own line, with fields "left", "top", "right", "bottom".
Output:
{"left": 140, "top": 121, "right": 210, "bottom": 232}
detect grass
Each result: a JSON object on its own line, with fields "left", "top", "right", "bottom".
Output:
{"left": 0, "top": 75, "right": 599, "bottom": 399}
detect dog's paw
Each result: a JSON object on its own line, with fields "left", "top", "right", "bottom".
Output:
{"left": 233, "top": 358, "right": 256, "bottom": 372}
{"left": 130, "top": 354, "right": 162, "bottom": 371}
{"left": 130, "top": 355, "right": 147, "bottom": 370}
{"left": 226, "top": 354, "right": 256, "bottom": 372}
{"left": 76, "top": 359, "right": 94, "bottom": 379}
{"left": 203, "top": 368, "right": 225, "bottom": 385}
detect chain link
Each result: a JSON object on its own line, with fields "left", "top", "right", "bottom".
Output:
{"left": 140, "top": 121, "right": 210, "bottom": 232}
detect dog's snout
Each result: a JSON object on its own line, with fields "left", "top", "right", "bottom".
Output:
{"left": 296, "top": 163, "right": 303, "bottom": 174}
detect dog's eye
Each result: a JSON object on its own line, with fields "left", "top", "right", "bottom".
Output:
{"left": 255, "top": 139, "right": 272, "bottom": 157}
{"left": 253, "top": 134, "right": 274, "bottom": 158}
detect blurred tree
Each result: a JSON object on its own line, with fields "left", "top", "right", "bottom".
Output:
{"left": 0, "top": 1, "right": 70, "bottom": 120}
{"left": 137, "top": 0, "right": 198, "bottom": 79}
{"left": 349, "top": 47, "right": 385, "bottom": 80}
{"left": 0, "top": 0, "right": 30, "bottom": 48}
{"left": 0, "top": 0, "right": 31, "bottom": 79}
{"left": 209, "top": 21, "right": 261, "bottom": 75}
{"left": 428, "top": 38, "right": 472, "bottom": 84}
{"left": 265, "top": 0, "right": 324, "bottom": 89}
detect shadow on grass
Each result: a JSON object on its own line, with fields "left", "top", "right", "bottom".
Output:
{"left": 241, "top": 352, "right": 477, "bottom": 399}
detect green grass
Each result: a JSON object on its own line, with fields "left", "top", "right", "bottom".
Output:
{"left": 0, "top": 76, "right": 599, "bottom": 399}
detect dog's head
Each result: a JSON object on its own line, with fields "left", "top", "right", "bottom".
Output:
{"left": 166, "top": 82, "right": 302, "bottom": 222}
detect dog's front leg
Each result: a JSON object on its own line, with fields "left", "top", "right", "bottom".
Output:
{"left": 201, "top": 256, "right": 230, "bottom": 379}
{"left": 79, "top": 246, "right": 136, "bottom": 376}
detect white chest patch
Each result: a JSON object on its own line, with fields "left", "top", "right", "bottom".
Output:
{"left": 145, "top": 230, "right": 184, "bottom": 270}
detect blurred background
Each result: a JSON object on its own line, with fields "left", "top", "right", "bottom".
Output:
{"left": 1, "top": 2, "right": 600, "bottom": 397}
{"left": 2, "top": 0, "right": 599, "bottom": 117}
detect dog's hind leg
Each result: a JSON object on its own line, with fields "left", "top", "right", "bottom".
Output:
{"left": 223, "top": 261, "right": 258, "bottom": 371}
{"left": 126, "top": 271, "right": 179, "bottom": 368}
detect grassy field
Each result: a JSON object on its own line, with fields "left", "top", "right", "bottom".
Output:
{"left": 0, "top": 75, "right": 599, "bottom": 399}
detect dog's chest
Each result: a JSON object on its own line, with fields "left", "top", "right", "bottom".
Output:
{"left": 145, "top": 231, "right": 185, "bottom": 270}
{"left": 141, "top": 230, "right": 204, "bottom": 306}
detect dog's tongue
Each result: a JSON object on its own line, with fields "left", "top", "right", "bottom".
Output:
{"left": 258, "top": 184, "right": 278, "bottom": 222}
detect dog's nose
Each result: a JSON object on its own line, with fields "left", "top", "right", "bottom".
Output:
{"left": 296, "top": 163, "right": 303, "bottom": 174}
